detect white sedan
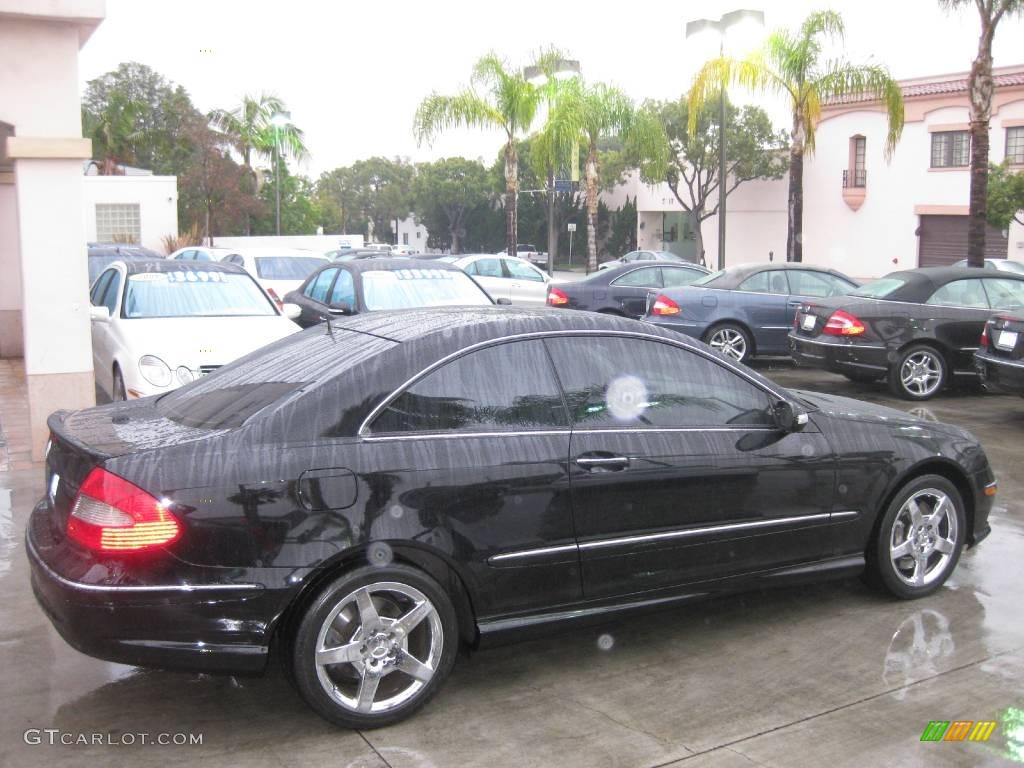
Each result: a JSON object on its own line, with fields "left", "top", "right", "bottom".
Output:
{"left": 219, "top": 248, "right": 329, "bottom": 308}
{"left": 451, "top": 254, "right": 551, "bottom": 305}
{"left": 88, "top": 260, "right": 301, "bottom": 400}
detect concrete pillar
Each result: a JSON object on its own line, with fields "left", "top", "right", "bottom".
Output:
{"left": 7, "top": 138, "right": 96, "bottom": 459}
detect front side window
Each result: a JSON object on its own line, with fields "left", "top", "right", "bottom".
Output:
{"left": 305, "top": 268, "right": 339, "bottom": 303}
{"left": 1006, "top": 127, "right": 1024, "bottom": 165}
{"left": 611, "top": 267, "right": 662, "bottom": 288}
{"left": 90, "top": 269, "right": 115, "bottom": 305}
{"left": 328, "top": 269, "right": 355, "bottom": 306}
{"left": 370, "top": 340, "right": 566, "bottom": 434}
{"left": 789, "top": 270, "right": 855, "bottom": 298}
{"left": 122, "top": 271, "right": 277, "bottom": 318}
{"left": 546, "top": 336, "right": 774, "bottom": 428}
{"left": 101, "top": 271, "right": 122, "bottom": 313}
{"left": 983, "top": 278, "right": 1024, "bottom": 310}
{"left": 739, "top": 270, "right": 790, "bottom": 295}
{"left": 931, "top": 131, "right": 970, "bottom": 168}
{"left": 926, "top": 279, "right": 989, "bottom": 308}
{"left": 504, "top": 259, "right": 544, "bottom": 282}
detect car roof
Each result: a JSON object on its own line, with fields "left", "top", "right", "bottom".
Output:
{"left": 230, "top": 247, "right": 322, "bottom": 258}
{"left": 857, "top": 266, "right": 1024, "bottom": 302}
{"left": 708, "top": 262, "right": 852, "bottom": 287}
{"left": 120, "top": 259, "right": 247, "bottom": 275}
{"left": 320, "top": 257, "right": 466, "bottom": 274}
{"left": 88, "top": 244, "right": 162, "bottom": 259}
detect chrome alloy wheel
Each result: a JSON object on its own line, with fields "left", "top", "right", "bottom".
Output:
{"left": 708, "top": 327, "right": 747, "bottom": 361}
{"left": 314, "top": 582, "right": 443, "bottom": 715}
{"left": 900, "top": 351, "right": 942, "bottom": 397}
{"left": 889, "top": 488, "right": 959, "bottom": 588}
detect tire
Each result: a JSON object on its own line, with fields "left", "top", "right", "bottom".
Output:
{"left": 703, "top": 323, "right": 753, "bottom": 364}
{"left": 291, "top": 563, "right": 459, "bottom": 729}
{"left": 888, "top": 344, "right": 947, "bottom": 400}
{"left": 865, "top": 474, "right": 965, "bottom": 599}
{"left": 112, "top": 366, "right": 127, "bottom": 401}
{"left": 843, "top": 370, "right": 884, "bottom": 383}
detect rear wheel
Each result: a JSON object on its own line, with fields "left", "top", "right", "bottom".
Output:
{"left": 112, "top": 366, "right": 127, "bottom": 401}
{"left": 704, "top": 323, "right": 752, "bottom": 364}
{"left": 888, "top": 345, "right": 946, "bottom": 400}
{"left": 866, "top": 475, "right": 965, "bottom": 599}
{"left": 291, "top": 563, "right": 458, "bottom": 729}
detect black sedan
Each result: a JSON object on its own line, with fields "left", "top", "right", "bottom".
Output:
{"left": 87, "top": 243, "right": 163, "bottom": 285}
{"left": 29, "top": 307, "right": 994, "bottom": 729}
{"left": 790, "top": 267, "right": 1024, "bottom": 400}
{"left": 283, "top": 257, "right": 495, "bottom": 328}
{"left": 976, "top": 314, "right": 1024, "bottom": 395}
{"left": 546, "top": 261, "right": 710, "bottom": 318}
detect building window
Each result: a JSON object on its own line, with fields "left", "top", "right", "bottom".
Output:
{"left": 416, "top": 230, "right": 421, "bottom": 239}
{"left": 95, "top": 204, "right": 141, "bottom": 243}
{"left": 931, "top": 131, "right": 970, "bottom": 168}
{"left": 1007, "top": 127, "right": 1024, "bottom": 165}
{"left": 844, "top": 136, "right": 866, "bottom": 187}
{"left": 403, "top": 232, "right": 409, "bottom": 245}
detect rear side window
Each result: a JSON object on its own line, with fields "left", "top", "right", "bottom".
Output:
{"left": 983, "top": 278, "right": 1024, "bottom": 310}
{"left": 612, "top": 267, "right": 662, "bottom": 288}
{"left": 739, "top": 270, "right": 790, "bottom": 294}
{"left": 467, "top": 258, "right": 504, "bottom": 278}
{"left": 662, "top": 267, "right": 705, "bottom": 287}
{"left": 504, "top": 259, "right": 544, "bottom": 282}
{"left": 328, "top": 270, "right": 355, "bottom": 305}
{"left": 369, "top": 340, "right": 567, "bottom": 434}
{"left": 789, "top": 270, "right": 854, "bottom": 298}
{"left": 926, "top": 279, "right": 989, "bottom": 308}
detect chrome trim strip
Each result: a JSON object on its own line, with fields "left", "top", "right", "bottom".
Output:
{"left": 787, "top": 334, "right": 886, "bottom": 350}
{"left": 830, "top": 510, "right": 860, "bottom": 521}
{"left": 577, "top": 513, "right": 832, "bottom": 551}
{"left": 977, "top": 352, "right": 1024, "bottom": 369}
{"left": 358, "top": 329, "right": 791, "bottom": 437}
{"left": 361, "top": 425, "right": 781, "bottom": 442}
{"left": 26, "top": 533, "right": 262, "bottom": 594}
{"left": 488, "top": 543, "right": 579, "bottom": 564}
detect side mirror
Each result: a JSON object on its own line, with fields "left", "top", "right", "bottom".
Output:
{"left": 328, "top": 300, "right": 354, "bottom": 315}
{"left": 772, "top": 400, "right": 809, "bottom": 433}
{"left": 495, "top": 297, "right": 513, "bottom": 305}
{"left": 281, "top": 302, "right": 301, "bottom": 320}
{"left": 89, "top": 305, "right": 110, "bottom": 321}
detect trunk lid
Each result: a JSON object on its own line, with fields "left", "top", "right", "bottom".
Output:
{"left": 983, "top": 315, "right": 1024, "bottom": 360}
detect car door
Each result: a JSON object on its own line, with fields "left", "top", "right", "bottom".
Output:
{"left": 608, "top": 266, "right": 663, "bottom": 318}
{"left": 735, "top": 269, "right": 793, "bottom": 354}
{"left": 924, "top": 278, "right": 993, "bottom": 373}
{"left": 547, "top": 334, "right": 835, "bottom": 599}
{"left": 502, "top": 258, "right": 548, "bottom": 304}
{"left": 92, "top": 268, "right": 123, "bottom": 397}
{"left": 464, "top": 258, "right": 509, "bottom": 302}
{"left": 89, "top": 269, "right": 116, "bottom": 394}
{"left": 360, "top": 338, "right": 580, "bottom": 616}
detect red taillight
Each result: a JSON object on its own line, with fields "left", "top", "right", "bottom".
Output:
{"left": 547, "top": 287, "right": 569, "bottom": 306}
{"left": 981, "top": 325, "right": 989, "bottom": 348}
{"left": 67, "top": 468, "right": 180, "bottom": 552}
{"left": 650, "top": 295, "right": 681, "bottom": 315}
{"left": 823, "top": 309, "right": 866, "bottom": 336}
{"left": 267, "top": 287, "right": 284, "bottom": 310}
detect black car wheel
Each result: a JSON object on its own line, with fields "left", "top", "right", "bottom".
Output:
{"left": 888, "top": 345, "right": 946, "bottom": 400}
{"left": 704, "top": 323, "right": 752, "bottom": 363}
{"left": 291, "top": 563, "right": 458, "bottom": 729}
{"left": 843, "top": 370, "right": 884, "bottom": 384}
{"left": 112, "top": 366, "right": 127, "bottom": 401}
{"left": 867, "top": 474, "right": 965, "bottom": 599}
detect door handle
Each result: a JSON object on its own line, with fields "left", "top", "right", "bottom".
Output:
{"left": 787, "top": 300, "right": 803, "bottom": 307}
{"left": 575, "top": 455, "right": 630, "bottom": 471}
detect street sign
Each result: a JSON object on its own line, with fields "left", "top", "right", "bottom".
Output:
{"left": 567, "top": 223, "right": 576, "bottom": 232}
{"left": 554, "top": 179, "right": 572, "bottom": 193}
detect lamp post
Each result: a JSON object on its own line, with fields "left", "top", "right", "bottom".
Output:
{"left": 270, "top": 112, "right": 290, "bottom": 236}
{"left": 524, "top": 58, "right": 581, "bottom": 277}
{"left": 686, "top": 8, "right": 764, "bottom": 270}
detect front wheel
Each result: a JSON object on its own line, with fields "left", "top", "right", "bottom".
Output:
{"left": 866, "top": 475, "right": 965, "bottom": 599}
{"left": 888, "top": 345, "right": 946, "bottom": 400}
{"left": 704, "top": 323, "right": 752, "bottom": 364}
{"left": 291, "top": 563, "right": 458, "bottom": 729}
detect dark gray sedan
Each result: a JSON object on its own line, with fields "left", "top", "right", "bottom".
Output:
{"left": 547, "top": 262, "right": 710, "bottom": 319}
{"left": 644, "top": 263, "right": 858, "bottom": 363}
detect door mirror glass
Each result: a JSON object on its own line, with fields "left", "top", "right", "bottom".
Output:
{"left": 328, "top": 300, "right": 354, "bottom": 315}
{"left": 772, "top": 400, "right": 808, "bottom": 432}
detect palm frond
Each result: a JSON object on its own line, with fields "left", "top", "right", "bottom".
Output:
{"left": 813, "top": 63, "right": 905, "bottom": 155}
{"left": 413, "top": 91, "right": 505, "bottom": 145}
{"left": 687, "top": 54, "right": 790, "bottom": 136}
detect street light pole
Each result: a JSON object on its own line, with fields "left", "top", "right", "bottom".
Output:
{"left": 269, "top": 112, "right": 290, "bottom": 237}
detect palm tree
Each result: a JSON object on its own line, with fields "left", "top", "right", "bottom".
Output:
{"left": 210, "top": 93, "right": 308, "bottom": 234}
{"left": 688, "top": 10, "right": 904, "bottom": 262}
{"left": 939, "top": 0, "right": 1023, "bottom": 267}
{"left": 414, "top": 54, "right": 541, "bottom": 257}
{"left": 543, "top": 80, "right": 666, "bottom": 272}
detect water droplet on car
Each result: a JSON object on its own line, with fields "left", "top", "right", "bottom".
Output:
{"left": 389, "top": 505, "right": 404, "bottom": 519}
{"left": 801, "top": 444, "right": 814, "bottom": 457}
{"left": 367, "top": 542, "right": 393, "bottom": 566}
{"left": 606, "top": 375, "right": 648, "bottom": 421}
{"left": 597, "top": 633, "right": 614, "bottom": 651}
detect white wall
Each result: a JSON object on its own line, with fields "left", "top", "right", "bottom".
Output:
{"left": 82, "top": 175, "right": 178, "bottom": 252}
{"left": 395, "top": 215, "right": 428, "bottom": 250}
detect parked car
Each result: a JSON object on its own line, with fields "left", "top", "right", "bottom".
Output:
{"left": 283, "top": 258, "right": 496, "bottom": 328}
{"left": 547, "top": 261, "right": 711, "bottom": 319}
{"left": 452, "top": 254, "right": 550, "bottom": 305}
{"left": 87, "top": 260, "right": 300, "bottom": 400}
{"left": 219, "top": 248, "right": 328, "bottom": 308}
{"left": 391, "top": 244, "right": 420, "bottom": 256}
{"left": 951, "top": 258, "right": 1024, "bottom": 275}
{"left": 789, "top": 267, "right": 1024, "bottom": 400}
{"left": 644, "top": 263, "right": 859, "bottom": 363}
{"left": 167, "top": 246, "right": 239, "bottom": 262}
{"left": 328, "top": 249, "right": 395, "bottom": 262}
{"left": 498, "top": 243, "right": 547, "bottom": 266}
{"left": 598, "top": 250, "right": 696, "bottom": 271}
{"left": 975, "top": 313, "right": 1024, "bottom": 395}
{"left": 87, "top": 243, "right": 162, "bottom": 285}
{"left": 30, "top": 306, "right": 995, "bottom": 729}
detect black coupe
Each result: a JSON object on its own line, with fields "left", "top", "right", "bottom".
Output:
{"left": 546, "top": 261, "right": 710, "bottom": 318}
{"left": 29, "top": 308, "right": 995, "bottom": 729}
{"left": 976, "top": 313, "right": 1024, "bottom": 395}
{"left": 789, "top": 267, "right": 1024, "bottom": 400}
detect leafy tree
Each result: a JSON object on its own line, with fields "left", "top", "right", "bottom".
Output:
{"left": 987, "top": 162, "right": 1024, "bottom": 230}
{"left": 605, "top": 195, "right": 638, "bottom": 257}
{"left": 252, "top": 164, "right": 321, "bottom": 236}
{"left": 317, "top": 166, "right": 363, "bottom": 235}
{"left": 412, "top": 158, "right": 492, "bottom": 254}
{"left": 349, "top": 157, "right": 414, "bottom": 243}
{"left": 939, "top": 0, "right": 1024, "bottom": 265}
{"left": 415, "top": 53, "right": 542, "bottom": 257}
{"left": 641, "top": 96, "right": 788, "bottom": 263}
{"left": 688, "top": 10, "right": 904, "bottom": 262}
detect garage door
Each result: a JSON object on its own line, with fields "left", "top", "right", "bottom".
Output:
{"left": 918, "top": 215, "right": 1009, "bottom": 267}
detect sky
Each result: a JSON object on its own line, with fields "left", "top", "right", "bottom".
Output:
{"left": 78, "top": 0, "right": 1024, "bottom": 178}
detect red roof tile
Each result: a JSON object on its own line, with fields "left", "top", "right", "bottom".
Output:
{"left": 825, "top": 70, "right": 1024, "bottom": 106}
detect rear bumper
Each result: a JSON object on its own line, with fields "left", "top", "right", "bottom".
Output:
{"left": 788, "top": 333, "right": 890, "bottom": 374}
{"left": 26, "top": 500, "right": 286, "bottom": 675}
{"left": 976, "top": 351, "right": 1024, "bottom": 394}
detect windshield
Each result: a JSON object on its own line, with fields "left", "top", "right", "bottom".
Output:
{"left": 254, "top": 256, "right": 327, "bottom": 280}
{"left": 123, "top": 271, "right": 278, "bottom": 318}
{"left": 361, "top": 269, "right": 493, "bottom": 310}
{"left": 692, "top": 269, "right": 726, "bottom": 286}
{"left": 850, "top": 277, "right": 908, "bottom": 299}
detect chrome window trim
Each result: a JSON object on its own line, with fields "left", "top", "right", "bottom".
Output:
{"left": 358, "top": 329, "right": 792, "bottom": 437}
{"left": 361, "top": 425, "right": 780, "bottom": 443}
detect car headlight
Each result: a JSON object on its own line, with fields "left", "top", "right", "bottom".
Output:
{"left": 175, "top": 366, "right": 194, "bottom": 386}
{"left": 138, "top": 355, "right": 172, "bottom": 387}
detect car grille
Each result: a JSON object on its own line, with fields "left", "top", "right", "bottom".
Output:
{"left": 199, "top": 365, "right": 222, "bottom": 376}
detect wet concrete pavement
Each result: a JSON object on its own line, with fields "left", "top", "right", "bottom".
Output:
{"left": 1, "top": 359, "right": 1023, "bottom": 767}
